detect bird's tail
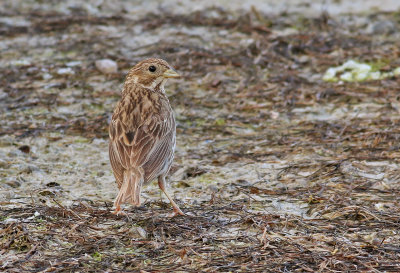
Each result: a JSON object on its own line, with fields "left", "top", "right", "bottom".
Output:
{"left": 114, "top": 168, "right": 143, "bottom": 207}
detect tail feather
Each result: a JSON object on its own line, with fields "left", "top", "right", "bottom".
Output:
{"left": 114, "top": 168, "right": 143, "bottom": 207}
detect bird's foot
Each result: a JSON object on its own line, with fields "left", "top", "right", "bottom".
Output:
{"left": 112, "top": 206, "right": 127, "bottom": 216}
{"left": 167, "top": 207, "right": 185, "bottom": 217}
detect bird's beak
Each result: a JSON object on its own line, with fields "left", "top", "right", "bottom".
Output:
{"left": 163, "top": 68, "right": 180, "bottom": 78}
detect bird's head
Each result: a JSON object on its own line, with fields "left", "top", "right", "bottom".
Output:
{"left": 125, "top": 58, "right": 180, "bottom": 92}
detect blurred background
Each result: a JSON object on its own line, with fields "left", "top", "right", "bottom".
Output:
{"left": 1, "top": 0, "right": 400, "bottom": 271}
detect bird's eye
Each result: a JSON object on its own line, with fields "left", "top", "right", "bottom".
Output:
{"left": 148, "top": 65, "right": 156, "bottom": 72}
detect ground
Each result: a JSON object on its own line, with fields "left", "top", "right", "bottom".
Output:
{"left": 1, "top": 0, "right": 400, "bottom": 272}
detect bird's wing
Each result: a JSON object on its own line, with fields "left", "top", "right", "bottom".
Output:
{"left": 143, "top": 120, "right": 176, "bottom": 182}
{"left": 109, "top": 96, "right": 174, "bottom": 187}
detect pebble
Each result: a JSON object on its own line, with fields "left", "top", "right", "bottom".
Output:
{"left": 42, "top": 73, "right": 53, "bottom": 80}
{"left": 95, "top": 59, "right": 118, "bottom": 74}
{"left": 6, "top": 180, "right": 21, "bottom": 188}
{"left": 57, "top": 67, "right": 75, "bottom": 75}
{"left": 66, "top": 61, "right": 82, "bottom": 67}
{"left": 0, "top": 90, "right": 6, "bottom": 100}
{"left": 12, "top": 59, "right": 31, "bottom": 66}
{"left": 370, "top": 20, "right": 396, "bottom": 34}
{"left": 4, "top": 218, "right": 20, "bottom": 224}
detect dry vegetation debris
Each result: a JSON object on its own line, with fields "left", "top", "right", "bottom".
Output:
{"left": 1, "top": 2, "right": 400, "bottom": 272}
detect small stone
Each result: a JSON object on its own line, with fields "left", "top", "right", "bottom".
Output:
{"left": 0, "top": 90, "right": 7, "bottom": 100}
{"left": 18, "top": 145, "right": 30, "bottom": 153}
{"left": 42, "top": 73, "right": 53, "bottom": 80}
{"left": 57, "top": 67, "right": 75, "bottom": 75}
{"left": 270, "top": 111, "right": 280, "bottom": 119}
{"left": 136, "top": 227, "right": 147, "bottom": 239}
{"left": 371, "top": 20, "right": 396, "bottom": 35}
{"left": 0, "top": 159, "right": 7, "bottom": 168}
{"left": 297, "top": 55, "right": 309, "bottom": 64}
{"left": 66, "top": 61, "right": 82, "bottom": 67}
{"left": 95, "top": 59, "right": 118, "bottom": 74}
{"left": 207, "top": 185, "right": 218, "bottom": 192}
{"left": 375, "top": 203, "right": 385, "bottom": 211}
{"left": 4, "top": 218, "right": 20, "bottom": 224}
{"left": 18, "top": 163, "right": 40, "bottom": 173}
{"left": 6, "top": 180, "right": 21, "bottom": 188}
{"left": 12, "top": 59, "right": 31, "bottom": 66}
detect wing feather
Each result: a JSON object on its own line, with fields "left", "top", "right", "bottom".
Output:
{"left": 143, "top": 129, "right": 175, "bottom": 182}
{"left": 109, "top": 141, "right": 124, "bottom": 187}
{"left": 109, "top": 90, "right": 175, "bottom": 187}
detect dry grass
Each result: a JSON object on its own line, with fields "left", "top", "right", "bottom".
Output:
{"left": 1, "top": 4, "right": 400, "bottom": 272}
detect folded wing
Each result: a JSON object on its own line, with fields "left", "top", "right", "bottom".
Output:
{"left": 109, "top": 97, "right": 175, "bottom": 188}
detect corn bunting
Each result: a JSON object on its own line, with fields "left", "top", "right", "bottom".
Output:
{"left": 108, "top": 58, "right": 184, "bottom": 216}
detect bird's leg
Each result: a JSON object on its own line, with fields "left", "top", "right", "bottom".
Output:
{"left": 112, "top": 205, "right": 126, "bottom": 216}
{"left": 112, "top": 205, "right": 121, "bottom": 215}
{"left": 158, "top": 176, "right": 184, "bottom": 216}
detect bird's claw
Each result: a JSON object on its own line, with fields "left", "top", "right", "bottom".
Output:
{"left": 167, "top": 207, "right": 185, "bottom": 217}
{"left": 112, "top": 206, "right": 127, "bottom": 216}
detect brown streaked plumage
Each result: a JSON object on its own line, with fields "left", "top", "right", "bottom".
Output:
{"left": 108, "top": 58, "right": 183, "bottom": 216}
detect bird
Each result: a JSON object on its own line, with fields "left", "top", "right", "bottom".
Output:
{"left": 108, "top": 58, "right": 184, "bottom": 216}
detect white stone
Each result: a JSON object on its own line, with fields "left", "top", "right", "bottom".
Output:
{"left": 66, "top": 61, "right": 82, "bottom": 67}
{"left": 57, "top": 67, "right": 75, "bottom": 75}
{"left": 42, "top": 73, "right": 53, "bottom": 80}
{"left": 95, "top": 59, "right": 118, "bottom": 74}
{"left": 11, "top": 59, "right": 31, "bottom": 66}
